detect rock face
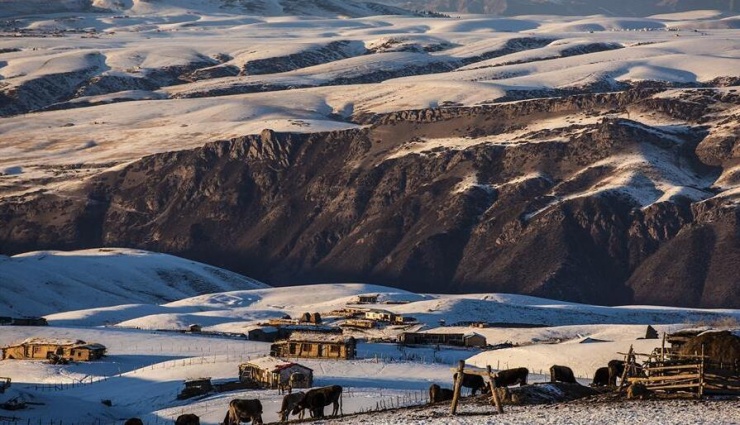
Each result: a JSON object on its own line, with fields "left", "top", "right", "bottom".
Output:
{"left": 1, "top": 88, "right": 739, "bottom": 308}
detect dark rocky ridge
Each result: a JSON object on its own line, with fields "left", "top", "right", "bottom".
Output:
{"left": 0, "top": 88, "right": 738, "bottom": 308}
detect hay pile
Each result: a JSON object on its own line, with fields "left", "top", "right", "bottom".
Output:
{"left": 678, "top": 330, "right": 740, "bottom": 366}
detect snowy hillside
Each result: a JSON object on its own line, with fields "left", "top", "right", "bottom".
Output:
{"left": 0, "top": 248, "right": 268, "bottom": 317}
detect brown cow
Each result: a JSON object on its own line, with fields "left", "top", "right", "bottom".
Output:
{"left": 592, "top": 367, "right": 610, "bottom": 387}
{"left": 492, "top": 367, "right": 528, "bottom": 388}
{"left": 175, "top": 414, "right": 199, "bottom": 425}
{"left": 223, "top": 399, "right": 263, "bottom": 425}
{"left": 429, "top": 384, "right": 454, "bottom": 404}
{"left": 452, "top": 372, "right": 488, "bottom": 396}
{"left": 550, "top": 365, "right": 577, "bottom": 383}
{"left": 278, "top": 391, "right": 306, "bottom": 422}
{"left": 124, "top": 419, "right": 143, "bottom": 425}
{"left": 291, "top": 385, "right": 342, "bottom": 418}
{"left": 608, "top": 360, "right": 625, "bottom": 386}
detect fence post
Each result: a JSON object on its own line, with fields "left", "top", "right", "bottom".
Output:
{"left": 450, "top": 360, "right": 465, "bottom": 415}
{"left": 487, "top": 365, "right": 504, "bottom": 414}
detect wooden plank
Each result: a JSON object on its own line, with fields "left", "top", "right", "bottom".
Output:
{"left": 450, "top": 360, "right": 465, "bottom": 415}
{"left": 487, "top": 365, "right": 503, "bottom": 414}
{"left": 628, "top": 374, "right": 700, "bottom": 383}
{"left": 643, "top": 364, "right": 701, "bottom": 372}
{"left": 642, "top": 383, "right": 701, "bottom": 391}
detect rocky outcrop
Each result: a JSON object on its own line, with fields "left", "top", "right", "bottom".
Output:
{"left": 1, "top": 89, "right": 738, "bottom": 308}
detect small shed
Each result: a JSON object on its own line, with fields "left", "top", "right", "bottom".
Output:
{"left": 248, "top": 326, "right": 279, "bottom": 342}
{"left": 270, "top": 331, "right": 356, "bottom": 360}
{"left": 177, "top": 378, "right": 214, "bottom": 399}
{"left": 2, "top": 338, "right": 106, "bottom": 361}
{"left": 11, "top": 317, "right": 48, "bottom": 326}
{"left": 238, "top": 356, "right": 313, "bottom": 389}
{"left": 463, "top": 333, "right": 487, "bottom": 348}
{"left": 189, "top": 324, "right": 202, "bottom": 333}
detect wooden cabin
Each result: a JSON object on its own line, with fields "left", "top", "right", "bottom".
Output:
{"left": 270, "top": 331, "right": 356, "bottom": 360}
{"left": 2, "top": 338, "right": 106, "bottom": 361}
{"left": 239, "top": 356, "right": 313, "bottom": 389}
{"left": 397, "top": 332, "right": 487, "bottom": 348}
{"left": 356, "top": 294, "right": 379, "bottom": 304}
{"left": 365, "top": 309, "right": 396, "bottom": 322}
{"left": 247, "top": 326, "right": 279, "bottom": 342}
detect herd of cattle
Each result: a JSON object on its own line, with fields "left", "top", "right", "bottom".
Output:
{"left": 430, "top": 360, "right": 626, "bottom": 403}
{"left": 122, "top": 360, "right": 626, "bottom": 424}
{"left": 122, "top": 384, "right": 343, "bottom": 425}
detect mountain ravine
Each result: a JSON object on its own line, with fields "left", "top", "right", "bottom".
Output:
{"left": 1, "top": 87, "right": 739, "bottom": 308}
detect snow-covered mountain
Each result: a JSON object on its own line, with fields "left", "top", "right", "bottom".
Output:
{"left": 0, "top": 248, "right": 268, "bottom": 317}
{"left": 0, "top": 4, "right": 738, "bottom": 307}
{"left": 380, "top": 0, "right": 737, "bottom": 17}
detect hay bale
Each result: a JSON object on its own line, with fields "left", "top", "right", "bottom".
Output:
{"left": 678, "top": 330, "right": 740, "bottom": 366}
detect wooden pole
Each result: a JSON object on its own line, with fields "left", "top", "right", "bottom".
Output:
{"left": 487, "top": 365, "right": 504, "bottom": 414}
{"left": 617, "top": 345, "right": 634, "bottom": 393}
{"left": 450, "top": 360, "right": 465, "bottom": 415}
{"left": 661, "top": 332, "right": 667, "bottom": 362}
{"left": 699, "top": 344, "right": 705, "bottom": 399}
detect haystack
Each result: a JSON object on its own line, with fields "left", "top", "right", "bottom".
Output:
{"left": 678, "top": 330, "right": 740, "bottom": 366}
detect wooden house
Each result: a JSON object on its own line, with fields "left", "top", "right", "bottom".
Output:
{"left": 247, "top": 326, "right": 279, "bottom": 342}
{"left": 270, "top": 331, "right": 356, "bottom": 360}
{"left": 397, "top": 332, "right": 487, "bottom": 348}
{"left": 2, "top": 338, "right": 106, "bottom": 361}
{"left": 356, "top": 294, "right": 379, "bottom": 304}
{"left": 365, "top": 309, "right": 396, "bottom": 322}
{"left": 340, "top": 319, "right": 376, "bottom": 329}
{"left": 239, "top": 356, "right": 313, "bottom": 389}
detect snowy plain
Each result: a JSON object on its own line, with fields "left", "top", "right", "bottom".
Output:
{"left": 1, "top": 264, "right": 739, "bottom": 424}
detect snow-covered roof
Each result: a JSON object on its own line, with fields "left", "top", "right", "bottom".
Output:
{"left": 243, "top": 356, "right": 312, "bottom": 372}
{"left": 287, "top": 331, "right": 353, "bottom": 343}
{"left": 17, "top": 338, "right": 86, "bottom": 347}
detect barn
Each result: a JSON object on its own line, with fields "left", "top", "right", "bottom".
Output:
{"left": 2, "top": 338, "right": 106, "bottom": 361}
{"left": 238, "top": 356, "right": 313, "bottom": 389}
{"left": 270, "top": 331, "right": 357, "bottom": 360}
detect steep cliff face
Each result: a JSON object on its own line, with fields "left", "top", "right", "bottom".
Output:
{"left": 1, "top": 88, "right": 738, "bottom": 307}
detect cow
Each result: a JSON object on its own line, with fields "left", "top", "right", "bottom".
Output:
{"left": 492, "top": 367, "right": 528, "bottom": 388}
{"left": 550, "top": 365, "right": 577, "bottom": 384}
{"left": 278, "top": 391, "right": 306, "bottom": 422}
{"left": 627, "top": 382, "right": 651, "bottom": 400}
{"left": 223, "top": 399, "right": 263, "bottom": 425}
{"left": 591, "top": 366, "right": 610, "bottom": 387}
{"left": 608, "top": 360, "right": 626, "bottom": 386}
{"left": 124, "top": 419, "right": 143, "bottom": 425}
{"left": 452, "top": 372, "right": 488, "bottom": 396}
{"left": 291, "top": 385, "right": 343, "bottom": 418}
{"left": 428, "top": 384, "right": 454, "bottom": 404}
{"left": 175, "top": 414, "right": 200, "bottom": 425}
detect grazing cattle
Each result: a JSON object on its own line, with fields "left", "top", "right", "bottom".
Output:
{"left": 291, "top": 385, "right": 343, "bottom": 418}
{"left": 428, "top": 384, "right": 454, "bottom": 404}
{"left": 492, "top": 367, "right": 528, "bottom": 388}
{"left": 175, "top": 414, "right": 200, "bottom": 425}
{"left": 278, "top": 391, "right": 306, "bottom": 422}
{"left": 223, "top": 399, "right": 263, "bottom": 425}
{"left": 608, "top": 360, "right": 626, "bottom": 386}
{"left": 550, "top": 365, "right": 577, "bottom": 384}
{"left": 452, "top": 372, "right": 488, "bottom": 396}
{"left": 124, "top": 419, "right": 143, "bottom": 425}
{"left": 592, "top": 367, "right": 610, "bottom": 387}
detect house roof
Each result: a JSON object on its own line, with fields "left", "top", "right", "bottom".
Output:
{"left": 16, "top": 338, "right": 85, "bottom": 347}
{"left": 243, "top": 356, "right": 312, "bottom": 372}
{"left": 287, "top": 331, "right": 354, "bottom": 343}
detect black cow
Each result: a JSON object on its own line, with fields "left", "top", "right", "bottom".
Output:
{"left": 292, "top": 385, "right": 343, "bottom": 418}
{"left": 124, "top": 419, "right": 143, "bottom": 425}
{"left": 492, "top": 367, "right": 528, "bottom": 388}
{"left": 452, "top": 372, "right": 488, "bottom": 396}
{"left": 223, "top": 399, "right": 263, "bottom": 425}
{"left": 550, "top": 365, "right": 577, "bottom": 384}
{"left": 428, "top": 384, "right": 454, "bottom": 404}
{"left": 608, "top": 360, "right": 625, "bottom": 386}
{"left": 175, "top": 414, "right": 200, "bottom": 425}
{"left": 278, "top": 391, "right": 306, "bottom": 422}
{"left": 592, "top": 366, "right": 610, "bottom": 387}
